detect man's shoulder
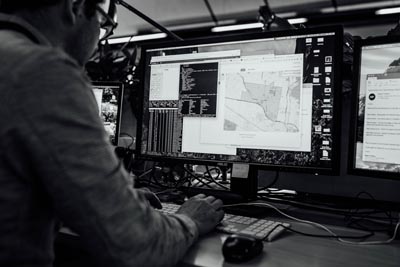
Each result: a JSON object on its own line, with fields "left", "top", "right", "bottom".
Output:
{"left": 14, "top": 44, "right": 80, "bottom": 76}
{"left": 0, "top": 32, "right": 80, "bottom": 79}
{"left": 0, "top": 35, "right": 92, "bottom": 112}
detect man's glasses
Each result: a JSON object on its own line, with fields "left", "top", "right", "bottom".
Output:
{"left": 96, "top": 4, "right": 118, "bottom": 41}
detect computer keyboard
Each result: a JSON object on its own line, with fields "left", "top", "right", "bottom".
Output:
{"left": 160, "top": 203, "right": 290, "bottom": 242}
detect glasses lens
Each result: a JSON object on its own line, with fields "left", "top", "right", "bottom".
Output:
{"left": 99, "top": 28, "right": 107, "bottom": 40}
{"left": 99, "top": 26, "right": 114, "bottom": 41}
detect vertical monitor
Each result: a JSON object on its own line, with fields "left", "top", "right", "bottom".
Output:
{"left": 138, "top": 26, "right": 343, "bottom": 174}
{"left": 349, "top": 36, "right": 400, "bottom": 178}
{"left": 92, "top": 81, "right": 124, "bottom": 145}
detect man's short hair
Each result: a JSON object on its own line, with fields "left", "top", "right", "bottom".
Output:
{"left": 0, "top": 0, "right": 61, "bottom": 13}
{"left": 0, "top": 0, "right": 105, "bottom": 17}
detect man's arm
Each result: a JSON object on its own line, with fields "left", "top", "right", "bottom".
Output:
{"left": 5, "top": 50, "right": 211, "bottom": 267}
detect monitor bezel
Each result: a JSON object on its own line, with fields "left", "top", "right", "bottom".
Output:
{"left": 348, "top": 35, "right": 400, "bottom": 180}
{"left": 92, "top": 81, "right": 124, "bottom": 146}
{"left": 137, "top": 26, "right": 343, "bottom": 176}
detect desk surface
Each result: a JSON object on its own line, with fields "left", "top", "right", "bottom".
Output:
{"left": 60, "top": 213, "right": 400, "bottom": 267}
{"left": 180, "top": 222, "right": 400, "bottom": 267}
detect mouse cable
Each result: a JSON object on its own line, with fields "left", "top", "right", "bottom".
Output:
{"left": 223, "top": 203, "right": 400, "bottom": 245}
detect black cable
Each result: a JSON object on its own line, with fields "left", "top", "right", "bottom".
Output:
{"left": 347, "top": 219, "right": 393, "bottom": 233}
{"left": 136, "top": 178, "right": 168, "bottom": 189}
{"left": 282, "top": 225, "right": 374, "bottom": 240}
{"left": 257, "top": 195, "right": 396, "bottom": 222}
{"left": 258, "top": 192, "right": 393, "bottom": 218}
{"left": 205, "top": 166, "right": 221, "bottom": 179}
{"left": 149, "top": 165, "right": 190, "bottom": 189}
{"left": 184, "top": 166, "right": 226, "bottom": 190}
{"left": 345, "top": 212, "right": 396, "bottom": 223}
{"left": 353, "top": 191, "right": 393, "bottom": 221}
{"left": 260, "top": 198, "right": 394, "bottom": 219}
{"left": 141, "top": 163, "right": 172, "bottom": 188}
{"left": 175, "top": 174, "right": 192, "bottom": 188}
{"left": 203, "top": 0, "right": 219, "bottom": 26}
{"left": 204, "top": 166, "right": 230, "bottom": 190}
{"left": 136, "top": 163, "right": 171, "bottom": 189}
{"left": 184, "top": 167, "right": 215, "bottom": 189}
{"left": 137, "top": 168, "right": 154, "bottom": 179}
{"left": 345, "top": 191, "right": 394, "bottom": 233}
{"left": 256, "top": 194, "right": 395, "bottom": 240}
{"left": 155, "top": 189, "right": 177, "bottom": 195}
{"left": 345, "top": 201, "right": 395, "bottom": 232}
{"left": 135, "top": 165, "right": 172, "bottom": 189}
{"left": 259, "top": 193, "right": 295, "bottom": 198}
{"left": 346, "top": 214, "right": 395, "bottom": 231}
{"left": 136, "top": 168, "right": 167, "bottom": 189}
{"left": 193, "top": 179, "right": 213, "bottom": 188}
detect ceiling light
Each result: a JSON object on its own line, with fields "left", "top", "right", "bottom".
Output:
{"left": 321, "top": 1, "right": 400, "bottom": 13}
{"left": 376, "top": 6, "right": 400, "bottom": 15}
{"left": 211, "top": 22, "right": 263, "bottom": 33}
{"left": 166, "top": 20, "right": 237, "bottom": 31}
{"left": 276, "top": 12, "right": 298, "bottom": 18}
{"left": 211, "top": 17, "right": 308, "bottom": 33}
{"left": 287, "top": 17, "right": 308, "bottom": 24}
{"left": 104, "top": 33, "right": 167, "bottom": 44}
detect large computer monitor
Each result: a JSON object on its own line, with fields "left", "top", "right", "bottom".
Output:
{"left": 137, "top": 26, "right": 343, "bottom": 175}
{"left": 349, "top": 35, "right": 400, "bottom": 179}
{"left": 92, "top": 81, "right": 124, "bottom": 145}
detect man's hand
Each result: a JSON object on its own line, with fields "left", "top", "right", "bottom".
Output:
{"left": 136, "top": 188, "right": 163, "bottom": 209}
{"left": 177, "top": 194, "right": 224, "bottom": 236}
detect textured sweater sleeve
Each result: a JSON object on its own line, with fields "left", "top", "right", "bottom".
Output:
{"left": 5, "top": 49, "right": 198, "bottom": 267}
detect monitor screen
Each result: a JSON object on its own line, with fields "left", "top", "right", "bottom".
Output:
{"left": 92, "top": 82, "right": 124, "bottom": 145}
{"left": 138, "top": 26, "right": 343, "bottom": 174}
{"left": 349, "top": 36, "right": 400, "bottom": 179}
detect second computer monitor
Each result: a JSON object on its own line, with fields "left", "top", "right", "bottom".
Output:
{"left": 349, "top": 35, "right": 400, "bottom": 179}
{"left": 138, "top": 26, "right": 343, "bottom": 175}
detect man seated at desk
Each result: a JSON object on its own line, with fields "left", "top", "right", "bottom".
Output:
{"left": 0, "top": 0, "right": 224, "bottom": 266}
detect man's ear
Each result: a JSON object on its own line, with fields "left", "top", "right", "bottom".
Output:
{"left": 65, "top": 0, "right": 85, "bottom": 25}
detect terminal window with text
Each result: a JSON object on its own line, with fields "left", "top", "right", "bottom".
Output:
{"left": 350, "top": 36, "right": 400, "bottom": 178}
{"left": 138, "top": 27, "right": 342, "bottom": 174}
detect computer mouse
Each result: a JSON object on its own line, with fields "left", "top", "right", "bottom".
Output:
{"left": 222, "top": 234, "right": 264, "bottom": 263}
